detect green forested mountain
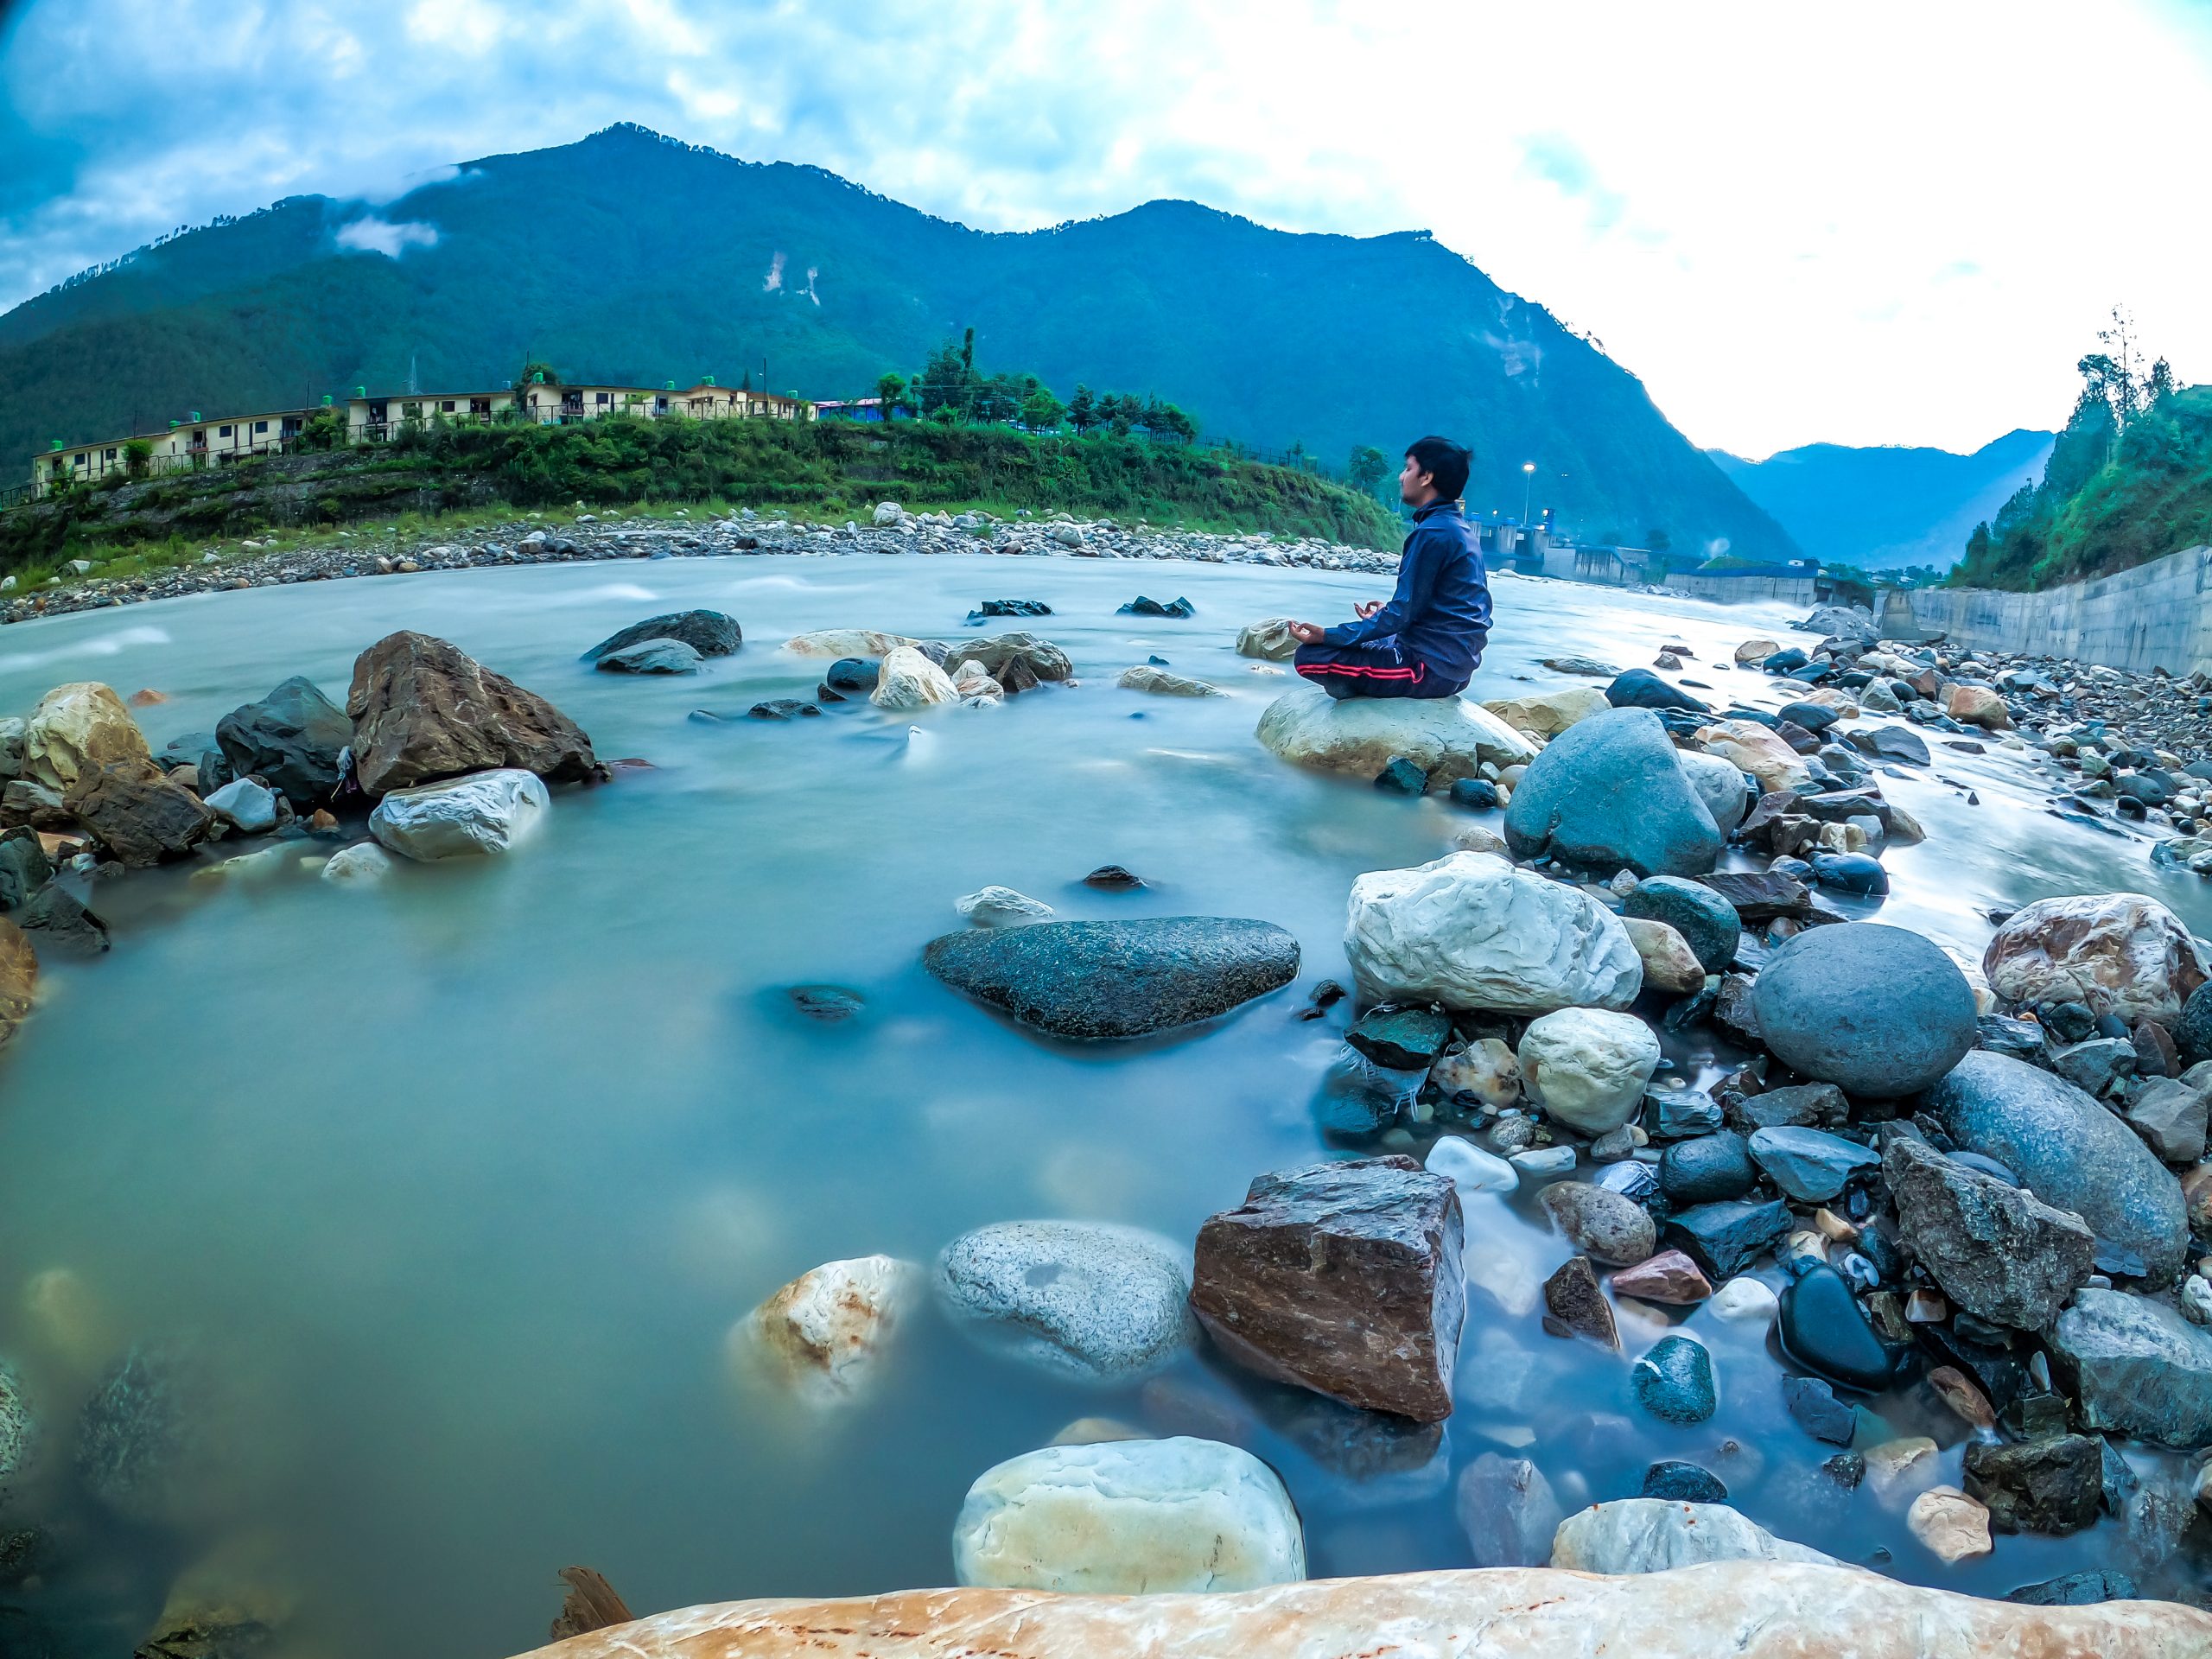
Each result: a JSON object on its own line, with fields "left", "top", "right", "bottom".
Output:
{"left": 1953, "top": 374, "right": 2212, "bottom": 590}
{"left": 0, "top": 124, "right": 1793, "bottom": 557}
{"left": 1708, "top": 429, "right": 2052, "bottom": 571}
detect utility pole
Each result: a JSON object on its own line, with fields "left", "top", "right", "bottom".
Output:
{"left": 1521, "top": 461, "right": 1536, "bottom": 525}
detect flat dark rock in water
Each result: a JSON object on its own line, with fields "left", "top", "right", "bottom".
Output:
{"left": 923, "top": 917, "right": 1300, "bottom": 1039}
{"left": 596, "top": 639, "right": 703, "bottom": 675}
{"left": 1118, "top": 595, "right": 1195, "bottom": 618}
{"left": 2005, "top": 1569, "right": 2138, "bottom": 1606}
{"left": 1783, "top": 1374, "right": 1857, "bottom": 1445}
{"left": 1083, "top": 864, "right": 1146, "bottom": 890}
{"left": 787, "top": 985, "right": 863, "bottom": 1021}
{"left": 1541, "top": 657, "right": 1617, "bottom": 677}
{"left": 969, "top": 599, "right": 1052, "bottom": 623}
{"left": 1639, "top": 1459, "right": 1726, "bottom": 1502}
{"left": 1777, "top": 1264, "right": 1895, "bottom": 1392}
{"left": 823, "top": 658, "right": 880, "bottom": 692}
{"left": 1346, "top": 1007, "right": 1452, "bottom": 1071}
{"left": 1662, "top": 1197, "right": 1789, "bottom": 1279}
{"left": 582, "top": 610, "right": 743, "bottom": 661}
{"left": 747, "top": 700, "right": 820, "bottom": 720}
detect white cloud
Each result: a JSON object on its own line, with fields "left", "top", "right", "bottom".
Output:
{"left": 3, "top": 0, "right": 2211, "bottom": 455}
{"left": 333, "top": 215, "right": 439, "bottom": 257}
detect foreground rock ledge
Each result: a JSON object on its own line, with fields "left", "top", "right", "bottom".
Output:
{"left": 518, "top": 1564, "right": 2212, "bottom": 1658}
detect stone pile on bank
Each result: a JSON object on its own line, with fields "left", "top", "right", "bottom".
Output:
{"left": 2, "top": 503, "right": 1397, "bottom": 625}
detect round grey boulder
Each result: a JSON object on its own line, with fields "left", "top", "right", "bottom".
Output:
{"left": 1503, "top": 707, "right": 1723, "bottom": 877}
{"left": 936, "top": 1221, "right": 1196, "bottom": 1382}
{"left": 1931, "top": 1050, "right": 2190, "bottom": 1283}
{"left": 1751, "top": 923, "right": 1977, "bottom": 1097}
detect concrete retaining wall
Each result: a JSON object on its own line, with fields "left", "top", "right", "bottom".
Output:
{"left": 1904, "top": 543, "right": 2212, "bottom": 675}
{"left": 1662, "top": 572, "right": 1819, "bottom": 606}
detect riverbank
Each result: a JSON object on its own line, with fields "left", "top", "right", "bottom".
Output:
{"left": 0, "top": 503, "right": 1397, "bottom": 626}
{"left": 1906, "top": 544, "right": 2212, "bottom": 677}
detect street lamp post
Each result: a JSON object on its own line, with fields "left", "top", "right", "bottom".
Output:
{"left": 1521, "top": 461, "right": 1536, "bottom": 526}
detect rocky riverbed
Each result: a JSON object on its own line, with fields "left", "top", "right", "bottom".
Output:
{"left": 0, "top": 555, "right": 2200, "bottom": 1656}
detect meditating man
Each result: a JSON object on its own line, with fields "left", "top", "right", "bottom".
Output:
{"left": 1287, "top": 435, "right": 1491, "bottom": 699}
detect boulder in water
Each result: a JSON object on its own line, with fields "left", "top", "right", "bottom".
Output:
{"left": 952, "top": 1437, "right": 1304, "bottom": 1592}
{"left": 1929, "top": 1050, "right": 2190, "bottom": 1283}
{"left": 346, "top": 631, "right": 598, "bottom": 796}
{"left": 923, "top": 917, "right": 1299, "bottom": 1039}
{"left": 1549, "top": 1499, "right": 1838, "bottom": 1573}
{"left": 1983, "top": 893, "right": 2208, "bottom": 1025}
{"left": 2046, "top": 1287, "right": 2212, "bottom": 1447}
{"left": 1605, "top": 669, "right": 1710, "bottom": 715}
{"left": 1256, "top": 684, "right": 1535, "bottom": 786}
{"left": 21, "top": 683, "right": 149, "bottom": 791}
{"left": 582, "top": 610, "right": 742, "bottom": 661}
{"left": 1694, "top": 719, "right": 1812, "bottom": 794}
{"left": 1236, "top": 618, "right": 1300, "bottom": 660}
{"left": 936, "top": 1221, "right": 1193, "bottom": 1382}
{"left": 65, "top": 760, "right": 213, "bottom": 867}
{"left": 1752, "top": 923, "right": 1978, "bottom": 1097}
{"left": 1344, "top": 852, "right": 1642, "bottom": 1014}
{"left": 1624, "top": 876, "right": 1740, "bottom": 974}
{"left": 870, "top": 646, "right": 959, "bottom": 711}
{"left": 368, "top": 768, "right": 550, "bottom": 861}
{"left": 1116, "top": 665, "right": 1222, "bottom": 697}
{"left": 1675, "top": 748, "right": 1753, "bottom": 836}
{"left": 1455, "top": 1452, "right": 1562, "bottom": 1567}
{"left": 1882, "top": 1135, "right": 2094, "bottom": 1329}
{"left": 1482, "top": 686, "right": 1610, "bottom": 740}
{"left": 784, "top": 629, "right": 925, "bottom": 658}
{"left": 596, "top": 639, "right": 703, "bottom": 675}
{"left": 214, "top": 676, "right": 352, "bottom": 807}
{"left": 1800, "top": 604, "right": 1878, "bottom": 643}
{"left": 1519, "top": 1008, "right": 1662, "bottom": 1135}
{"left": 741, "top": 1255, "right": 920, "bottom": 1408}
{"left": 201, "top": 778, "right": 278, "bottom": 834}
{"left": 1192, "top": 1155, "right": 1464, "bottom": 1421}
{"left": 1502, "top": 708, "right": 1723, "bottom": 877}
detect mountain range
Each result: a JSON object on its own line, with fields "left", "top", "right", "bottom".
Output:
{"left": 0, "top": 124, "right": 1795, "bottom": 558}
{"left": 1709, "top": 429, "right": 2054, "bottom": 571}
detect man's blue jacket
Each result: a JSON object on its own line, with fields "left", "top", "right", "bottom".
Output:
{"left": 1321, "top": 499, "right": 1491, "bottom": 684}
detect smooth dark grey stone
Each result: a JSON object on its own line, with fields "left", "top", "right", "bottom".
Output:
{"left": 582, "top": 609, "right": 742, "bottom": 660}
{"left": 1752, "top": 922, "right": 1978, "bottom": 1097}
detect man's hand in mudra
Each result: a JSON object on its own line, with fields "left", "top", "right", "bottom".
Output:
{"left": 1287, "top": 600, "right": 1384, "bottom": 646}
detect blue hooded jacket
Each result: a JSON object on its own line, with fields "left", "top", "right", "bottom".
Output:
{"left": 1321, "top": 500, "right": 1491, "bottom": 685}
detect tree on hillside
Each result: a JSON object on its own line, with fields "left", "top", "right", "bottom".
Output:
{"left": 1020, "top": 385, "right": 1065, "bottom": 430}
{"left": 876, "top": 372, "right": 907, "bottom": 419}
{"left": 1067, "top": 385, "right": 1096, "bottom": 435}
{"left": 518, "top": 359, "right": 561, "bottom": 386}
{"left": 915, "top": 340, "right": 973, "bottom": 418}
{"left": 1347, "top": 445, "right": 1388, "bottom": 496}
{"left": 1645, "top": 527, "right": 1671, "bottom": 553}
{"left": 960, "top": 327, "right": 976, "bottom": 375}
{"left": 1141, "top": 399, "right": 1197, "bottom": 443}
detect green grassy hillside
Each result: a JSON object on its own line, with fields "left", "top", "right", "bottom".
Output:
{"left": 0, "top": 416, "right": 1403, "bottom": 575}
{"left": 1951, "top": 385, "right": 2212, "bottom": 590}
{"left": 0, "top": 124, "right": 1794, "bottom": 562}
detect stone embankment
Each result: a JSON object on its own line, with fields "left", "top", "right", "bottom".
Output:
{"left": 1903, "top": 543, "right": 2212, "bottom": 678}
{"left": 0, "top": 502, "right": 1396, "bottom": 623}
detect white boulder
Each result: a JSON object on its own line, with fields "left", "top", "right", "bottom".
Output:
{"left": 367, "top": 768, "right": 549, "bottom": 861}
{"left": 872, "top": 502, "right": 905, "bottom": 526}
{"left": 957, "top": 886, "right": 1054, "bottom": 926}
{"left": 1236, "top": 619, "right": 1300, "bottom": 661}
{"left": 320, "top": 842, "right": 397, "bottom": 886}
{"left": 1257, "top": 684, "right": 1536, "bottom": 786}
{"left": 202, "top": 778, "right": 278, "bottom": 833}
{"left": 1345, "top": 852, "right": 1643, "bottom": 1014}
{"left": 871, "top": 647, "right": 959, "bottom": 711}
{"left": 1517, "top": 1007, "right": 1662, "bottom": 1135}
{"left": 1694, "top": 720, "right": 1812, "bottom": 795}
{"left": 739, "top": 1254, "right": 920, "bottom": 1408}
{"left": 1548, "top": 1499, "right": 1839, "bottom": 1573}
{"left": 952, "top": 1437, "right": 1306, "bottom": 1593}
{"left": 1426, "top": 1135, "right": 1518, "bottom": 1196}
{"left": 783, "top": 629, "right": 927, "bottom": 658}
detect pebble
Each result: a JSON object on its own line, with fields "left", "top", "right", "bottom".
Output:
{"left": 1908, "top": 1485, "right": 1994, "bottom": 1563}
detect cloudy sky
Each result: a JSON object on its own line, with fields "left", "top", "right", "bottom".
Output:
{"left": 3, "top": 0, "right": 2208, "bottom": 457}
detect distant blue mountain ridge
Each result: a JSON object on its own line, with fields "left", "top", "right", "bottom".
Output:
{"left": 1708, "top": 429, "right": 2054, "bottom": 571}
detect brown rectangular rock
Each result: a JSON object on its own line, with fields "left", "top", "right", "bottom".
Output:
{"left": 1192, "top": 1156, "right": 1463, "bottom": 1421}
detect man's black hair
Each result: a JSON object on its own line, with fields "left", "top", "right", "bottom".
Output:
{"left": 1405, "top": 435, "right": 1471, "bottom": 501}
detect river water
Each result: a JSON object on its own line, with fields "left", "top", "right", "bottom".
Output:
{"left": 0, "top": 554, "right": 2202, "bottom": 1656}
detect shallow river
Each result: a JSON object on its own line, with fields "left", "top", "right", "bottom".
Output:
{"left": 0, "top": 554, "right": 2202, "bottom": 1656}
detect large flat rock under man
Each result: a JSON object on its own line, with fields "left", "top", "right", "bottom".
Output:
{"left": 514, "top": 1562, "right": 2212, "bottom": 1658}
{"left": 922, "top": 917, "right": 1300, "bottom": 1039}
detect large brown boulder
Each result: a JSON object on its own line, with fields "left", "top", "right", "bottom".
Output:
{"left": 1191, "top": 1155, "right": 1463, "bottom": 1421}
{"left": 508, "top": 1562, "right": 2212, "bottom": 1659}
{"left": 65, "top": 760, "right": 213, "bottom": 867}
{"left": 1984, "top": 893, "right": 2208, "bottom": 1025}
{"left": 346, "top": 632, "right": 599, "bottom": 798}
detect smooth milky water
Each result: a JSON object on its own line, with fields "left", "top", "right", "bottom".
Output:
{"left": 0, "top": 555, "right": 2202, "bottom": 1655}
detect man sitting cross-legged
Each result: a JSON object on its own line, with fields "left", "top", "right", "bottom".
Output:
{"left": 1286, "top": 435, "right": 1491, "bottom": 700}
